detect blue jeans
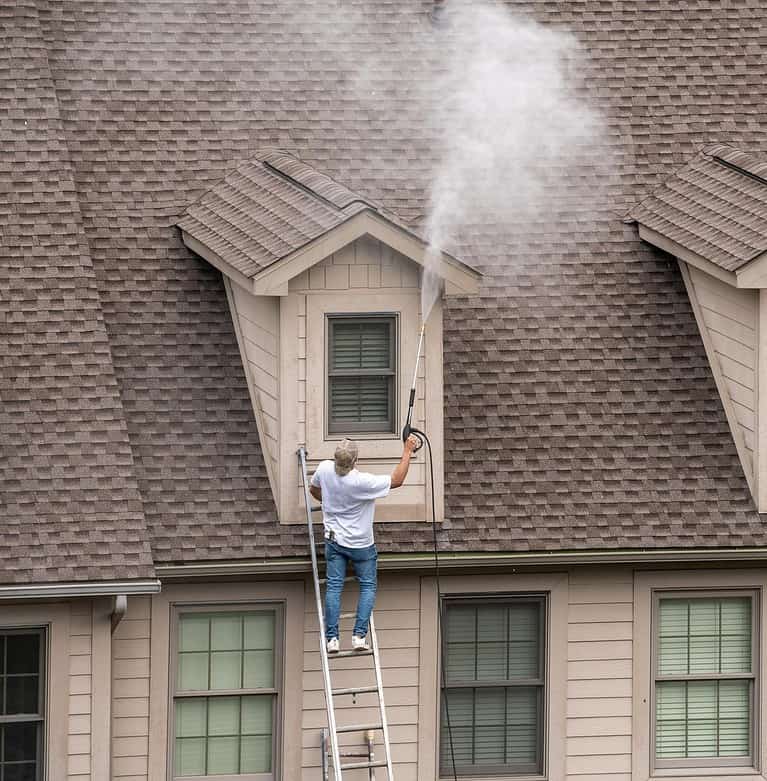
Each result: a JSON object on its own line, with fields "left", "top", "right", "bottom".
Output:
{"left": 324, "top": 541, "right": 377, "bottom": 640}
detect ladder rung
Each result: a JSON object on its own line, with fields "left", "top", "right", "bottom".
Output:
{"left": 332, "top": 685, "right": 378, "bottom": 697}
{"left": 311, "top": 506, "right": 322, "bottom": 513}
{"left": 336, "top": 722, "right": 383, "bottom": 734}
{"left": 340, "top": 760, "right": 389, "bottom": 771}
{"left": 330, "top": 649, "right": 373, "bottom": 659}
{"left": 317, "top": 577, "right": 355, "bottom": 585}
{"left": 339, "top": 611, "right": 357, "bottom": 619}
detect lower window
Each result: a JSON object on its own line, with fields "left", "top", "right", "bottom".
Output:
{"left": 440, "top": 596, "right": 545, "bottom": 777}
{"left": 0, "top": 629, "right": 45, "bottom": 781}
{"left": 654, "top": 592, "right": 756, "bottom": 768}
{"left": 171, "top": 608, "right": 280, "bottom": 779}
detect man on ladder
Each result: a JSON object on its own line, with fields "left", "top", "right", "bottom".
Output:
{"left": 310, "top": 436, "right": 419, "bottom": 654}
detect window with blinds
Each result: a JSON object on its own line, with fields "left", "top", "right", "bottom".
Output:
{"left": 440, "top": 597, "right": 545, "bottom": 777}
{"left": 0, "top": 629, "right": 45, "bottom": 781}
{"left": 654, "top": 594, "right": 756, "bottom": 768}
{"left": 172, "top": 609, "right": 280, "bottom": 779}
{"left": 327, "top": 315, "right": 396, "bottom": 434}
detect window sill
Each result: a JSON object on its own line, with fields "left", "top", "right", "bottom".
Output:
{"left": 651, "top": 768, "right": 765, "bottom": 781}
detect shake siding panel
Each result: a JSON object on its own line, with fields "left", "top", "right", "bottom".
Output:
{"left": 69, "top": 602, "right": 92, "bottom": 781}
{"left": 301, "top": 575, "right": 420, "bottom": 778}
{"left": 111, "top": 597, "right": 151, "bottom": 781}
{"left": 566, "top": 569, "right": 633, "bottom": 779}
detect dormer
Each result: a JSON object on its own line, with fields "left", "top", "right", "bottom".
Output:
{"left": 630, "top": 144, "right": 767, "bottom": 510}
{"left": 177, "top": 150, "right": 480, "bottom": 523}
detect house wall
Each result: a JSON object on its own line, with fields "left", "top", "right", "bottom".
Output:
{"left": 111, "top": 595, "right": 152, "bottom": 781}
{"left": 682, "top": 264, "right": 758, "bottom": 489}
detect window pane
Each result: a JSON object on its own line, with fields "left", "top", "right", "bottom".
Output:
{"left": 179, "top": 615, "right": 209, "bottom": 652}
{"left": 207, "top": 736, "right": 239, "bottom": 774}
{"left": 329, "top": 376, "right": 390, "bottom": 424}
{"left": 243, "top": 650, "right": 274, "bottom": 689}
{"left": 3, "top": 722, "right": 38, "bottom": 761}
{"left": 474, "top": 688, "right": 505, "bottom": 763}
{"left": 687, "top": 681, "right": 717, "bottom": 757}
{"left": 5, "top": 676, "right": 38, "bottom": 715}
{"left": 507, "top": 687, "right": 539, "bottom": 764}
{"left": 719, "top": 680, "right": 750, "bottom": 757}
{"left": 656, "top": 679, "right": 751, "bottom": 759}
{"left": 241, "top": 696, "right": 272, "bottom": 735}
{"left": 441, "top": 688, "right": 473, "bottom": 768}
{"left": 211, "top": 615, "right": 242, "bottom": 651}
{"left": 208, "top": 696, "right": 239, "bottom": 736}
{"left": 331, "top": 321, "right": 391, "bottom": 370}
{"left": 178, "top": 652, "right": 209, "bottom": 691}
{"left": 210, "top": 651, "right": 242, "bottom": 690}
{"left": 175, "top": 737, "right": 206, "bottom": 776}
{"left": 656, "top": 681, "right": 687, "bottom": 758}
{"left": 3, "top": 764, "right": 36, "bottom": 781}
{"left": 175, "top": 699, "right": 206, "bottom": 738}
{"left": 476, "top": 606, "right": 506, "bottom": 681}
{"left": 6, "top": 635, "right": 39, "bottom": 675}
{"left": 241, "top": 735, "right": 272, "bottom": 773}
{"left": 658, "top": 597, "right": 752, "bottom": 676}
{"left": 244, "top": 613, "right": 275, "bottom": 650}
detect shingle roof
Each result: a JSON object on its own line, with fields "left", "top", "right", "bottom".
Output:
{"left": 177, "top": 150, "right": 375, "bottom": 277}
{"left": 0, "top": 1, "right": 155, "bottom": 584}
{"left": 630, "top": 144, "right": 767, "bottom": 272}
{"left": 5, "top": 0, "right": 767, "bottom": 568}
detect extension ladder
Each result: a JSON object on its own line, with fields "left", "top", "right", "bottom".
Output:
{"left": 298, "top": 448, "right": 395, "bottom": 781}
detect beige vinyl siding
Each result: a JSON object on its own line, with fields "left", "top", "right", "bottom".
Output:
{"left": 301, "top": 574, "right": 420, "bottom": 781}
{"left": 686, "top": 266, "right": 757, "bottom": 483}
{"left": 566, "top": 569, "right": 633, "bottom": 780}
{"left": 68, "top": 601, "right": 93, "bottom": 781}
{"left": 112, "top": 596, "right": 152, "bottom": 781}
{"left": 228, "top": 283, "right": 280, "bottom": 479}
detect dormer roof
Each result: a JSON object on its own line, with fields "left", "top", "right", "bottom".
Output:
{"left": 177, "top": 150, "right": 480, "bottom": 296}
{"left": 630, "top": 145, "right": 767, "bottom": 286}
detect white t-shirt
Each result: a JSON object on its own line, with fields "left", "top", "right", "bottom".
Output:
{"left": 310, "top": 460, "right": 391, "bottom": 548}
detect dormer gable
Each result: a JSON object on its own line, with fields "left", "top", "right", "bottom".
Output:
{"left": 630, "top": 144, "right": 767, "bottom": 510}
{"left": 177, "top": 150, "right": 480, "bottom": 523}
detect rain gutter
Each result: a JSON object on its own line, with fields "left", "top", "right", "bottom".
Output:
{"left": 0, "top": 579, "right": 161, "bottom": 601}
{"left": 156, "top": 548, "right": 767, "bottom": 580}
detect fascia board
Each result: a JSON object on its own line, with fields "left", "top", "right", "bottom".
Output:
{"left": 637, "top": 225, "right": 739, "bottom": 287}
{"left": 0, "top": 579, "right": 162, "bottom": 600}
{"left": 156, "top": 547, "right": 767, "bottom": 579}
{"left": 250, "top": 210, "right": 482, "bottom": 297}
{"left": 735, "top": 249, "right": 767, "bottom": 288}
{"left": 181, "top": 231, "right": 254, "bottom": 292}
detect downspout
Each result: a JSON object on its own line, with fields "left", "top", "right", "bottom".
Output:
{"left": 111, "top": 594, "right": 128, "bottom": 634}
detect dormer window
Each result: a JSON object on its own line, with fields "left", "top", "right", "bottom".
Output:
{"left": 327, "top": 314, "right": 397, "bottom": 436}
{"left": 177, "top": 149, "right": 480, "bottom": 523}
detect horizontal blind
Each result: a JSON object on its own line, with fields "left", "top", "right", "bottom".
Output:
{"left": 656, "top": 597, "right": 752, "bottom": 762}
{"left": 441, "top": 599, "right": 543, "bottom": 774}
{"left": 328, "top": 317, "right": 395, "bottom": 432}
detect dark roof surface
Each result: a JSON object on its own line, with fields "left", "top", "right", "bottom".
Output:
{"left": 0, "top": 1, "right": 155, "bottom": 584}
{"left": 630, "top": 144, "right": 767, "bottom": 272}
{"left": 5, "top": 0, "right": 767, "bottom": 571}
{"left": 177, "top": 150, "right": 375, "bottom": 277}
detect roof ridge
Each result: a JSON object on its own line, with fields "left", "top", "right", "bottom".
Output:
{"left": 709, "top": 150, "right": 767, "bottom": 188}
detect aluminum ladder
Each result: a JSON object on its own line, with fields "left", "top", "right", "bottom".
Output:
{"left": 298, "top": 448, "right": 395, "bottom": 781}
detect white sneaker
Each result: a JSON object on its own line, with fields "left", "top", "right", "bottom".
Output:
{"left": 351, "top": 635, "right": 369, "bottom": 651}
{"left": 327, "top": 638, "right": 340, "bottom": 654}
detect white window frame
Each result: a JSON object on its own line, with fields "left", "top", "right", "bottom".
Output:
{"left": 633, "top": 570, "right": 767, "bottom": 781}
{"left": 169, "top": 604, "right": 283, "bottom": 781}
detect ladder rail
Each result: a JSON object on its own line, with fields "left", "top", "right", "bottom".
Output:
{"left": 297, "top": 448, "right": 343, "bottom": 780}
{"left": 370, "top": 614, "right": 395, "bottom": 781}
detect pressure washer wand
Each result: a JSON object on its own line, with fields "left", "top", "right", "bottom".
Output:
{"left": 402, "top": 322, "right": 426, "bottom": 452}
